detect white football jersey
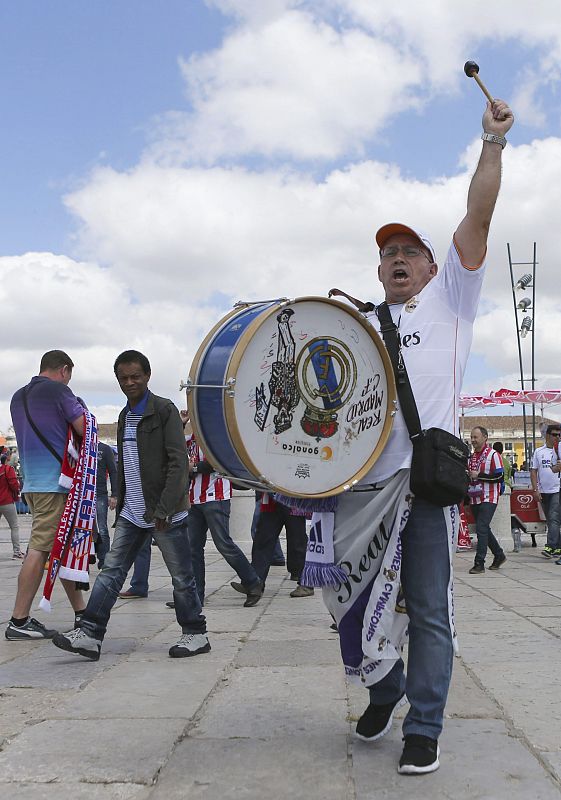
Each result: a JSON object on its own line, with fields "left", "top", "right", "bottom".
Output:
{"left": 363, "top": 239, "right": 485, "bottom": 483}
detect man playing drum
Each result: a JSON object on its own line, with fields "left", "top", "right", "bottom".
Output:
{"left": 321, "top": 97, "right": 513, "bottom": 774}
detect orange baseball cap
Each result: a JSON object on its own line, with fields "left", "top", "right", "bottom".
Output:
{"left": 375, "top": 223, "right": 436, "bottom": 263}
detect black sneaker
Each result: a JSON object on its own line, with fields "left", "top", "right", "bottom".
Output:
{"left": 542, "top": 546, "right": 554, "bottom": 558}
{"left": 5, "top": 617, "right": 57, "bottom": 640}
{"left": 355, "top": 693, "right": 407, "bottom": 742}
{"left": 488, "top": 553, "right": 506, "bottom": 570}
{"left": 468, "top": 563, "right": 485, "bottom": 574}
{"left": 398, "top": 734, "right": 440, "bottom": 774}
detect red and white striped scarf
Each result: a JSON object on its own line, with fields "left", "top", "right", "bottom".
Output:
{"left": 39, "top": 409, "right": 98, "bottom": 612}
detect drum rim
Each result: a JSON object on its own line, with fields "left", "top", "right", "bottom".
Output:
{"left": 187, "top": 304, "right": 247, "bottom": 476}
{"left": 224, "top": 295, "right": 397, "bottom": 497}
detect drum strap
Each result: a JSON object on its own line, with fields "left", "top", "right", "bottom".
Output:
{"left": 375, "top": 302, "right": 422, "bottom": 438}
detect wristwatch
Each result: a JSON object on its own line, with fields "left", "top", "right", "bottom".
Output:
{"left": 481, "top": 132, "right": 507, "bottom": 149}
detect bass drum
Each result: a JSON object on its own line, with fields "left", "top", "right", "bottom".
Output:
{"left": 188, "top": 296, "right": 395, "bottom": 497}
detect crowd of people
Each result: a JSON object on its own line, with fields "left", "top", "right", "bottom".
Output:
{"left": 2, "top": 94, "right": 514, "bottom": 777}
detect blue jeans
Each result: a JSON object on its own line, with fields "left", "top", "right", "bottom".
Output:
{"left": 368, "top": 498, "right": 454, "bottom": 740}
{"left": 541, "top": 492, "right": 561, "bottom": 550}
{"left": 127, "top": 536, "right": 152, "bottom": 595}
{"left": 95, "top": 494, "right": 110, "bottom": 568}
{"left": 80, "top": 516, "right": 205, "bottom": 640}
{"left": 472, "top": 502, "right": 504, "bottom": 566}
{"left": 188, "top": 500, "right": 260, "bottom": 604}
{"left": 251, "top": 494, "right": 284, "bottom": 562}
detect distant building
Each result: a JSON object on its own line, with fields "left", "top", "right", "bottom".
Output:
{"left": 460, "top": 414, "right": 559, "bottom": 464}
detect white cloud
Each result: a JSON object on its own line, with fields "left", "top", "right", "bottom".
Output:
{"left": 141, "top": 1, "right": 561, "bottom": 166}
{"left": 58, "top": 135, "right": 561, "bottom": 407}
{"left": 0, "top": 252, "right": 228, "bottom": 431}
{"left": 150, "top": 10, "right": 421, "bottom": 164}
{"left": 6, "top": 0, "right": 561, "bottom": 436}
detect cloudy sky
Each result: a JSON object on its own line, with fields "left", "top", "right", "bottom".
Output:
{"left": 2, "top": 0, "right": 561, "bottom": 432}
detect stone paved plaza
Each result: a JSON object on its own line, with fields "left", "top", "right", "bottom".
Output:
{"left": 1, "top": 495, "right": 561, "bottom": 799}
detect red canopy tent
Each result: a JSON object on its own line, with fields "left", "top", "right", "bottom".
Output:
{"left": 459, "top": 388, "right": 561, "bottom": 408}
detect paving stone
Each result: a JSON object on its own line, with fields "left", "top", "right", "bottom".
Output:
{"left": 0, "top": 688, "right": 65, "bottom": 743}
{"left": 459, "top": 633, "right": 557, "bottom": 665}
{"left": 49, "top": 650, "right": 229, "bottom": 719}
{"left": 523, "top": 605, "right": 561, "bottom": 618}
{"left": 477, "top": 588, "right": 561, "bottom": 607}
{"left": 250, "top": 613, "right": 339, "bottom": 641}
{"left": 151, "top": 735, "right": 350, "bottom": 800}
{"left": 470, "top": 667, "right": 561, "bottom": 752}
{"left": 234, "top": 637, "right": 341, "bottom": 667}
{"left": 193, "top": 665, "right": 348, "bottom": 738}
{"left": 0, "top": 719, "right": 185, "bottom": 784}
{"left": 0, "top": 639, "right": 136, "bottom": 689}
{"left": 127, "top": 630, "right": 241, "bottom": 663}
{"left": 1, "top": 516, "right": 561, "bottom": 798}
{"left": 0, "top": 783, "right": 151, "bottom": 800}
{"left": 351, "top": 719, "right": 561, "bottom": 799}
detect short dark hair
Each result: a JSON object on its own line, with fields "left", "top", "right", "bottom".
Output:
{"left": 472, "top": 426, "right": 488, "bottom": 438}
{"left": 492, "top": 441, "right": 503, "bottom": 453}
{"left": 113, "top": 350, "right": 151, "bottom": 376}
{"left": 546, "top": 424, "right": 561, "bottom": 435}
{"left": 39, "top": 350, "right": 74, "bottom": 372}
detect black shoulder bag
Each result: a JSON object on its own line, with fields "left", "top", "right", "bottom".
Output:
{"left": 376, "top": 301, "right": 469, "bottom": 507}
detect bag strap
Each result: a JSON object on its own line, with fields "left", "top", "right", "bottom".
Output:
{"left": 22, "top": 385, "right": 63, "bottom": 465}
{"left": 375, "top": 301, "right": 422, "bottom": 439}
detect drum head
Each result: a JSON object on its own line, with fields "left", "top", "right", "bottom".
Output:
{"left": 225, "top": 297, "right": 395, "bottom": 496}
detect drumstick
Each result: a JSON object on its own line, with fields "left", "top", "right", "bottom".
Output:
{"left": 463, "top": 61, "right": 494, "bottom": 104}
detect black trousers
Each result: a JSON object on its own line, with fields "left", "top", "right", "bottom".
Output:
{"left": 251, "top": 503, "right": 307, "bottom": 584}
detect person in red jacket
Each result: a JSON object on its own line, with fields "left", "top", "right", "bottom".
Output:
{"left": 0, "top": 454, "right": 24, "bottom": 558}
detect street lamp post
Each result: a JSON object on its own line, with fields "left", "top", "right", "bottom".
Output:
{"left": 507, "top": 242, "right": 537, "bottom": 466}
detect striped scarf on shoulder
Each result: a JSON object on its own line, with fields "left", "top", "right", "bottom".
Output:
{"left": 39, "top": 409, "right": 98, "bottom": 612}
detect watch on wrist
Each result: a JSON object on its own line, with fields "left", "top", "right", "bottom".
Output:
{"left": 481, "top": 132, "right": 507, "bottom": 149}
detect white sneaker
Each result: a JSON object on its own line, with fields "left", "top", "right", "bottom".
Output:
{"left": 169, "top": 633, "right": 211, "bottom": 658}
{"left": 52, "top": 627, "right": 102, "bottom": 661}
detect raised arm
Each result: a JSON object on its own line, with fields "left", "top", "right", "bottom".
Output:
{"left": 455, "top": 99, "right": 514, "bottom": 267}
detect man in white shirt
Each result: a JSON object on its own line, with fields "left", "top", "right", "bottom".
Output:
{"left": 530, "top": 424, "right": 561, "bottom": 558}
{"left": 332, "top": 96, "right": 514, "bottom": 776}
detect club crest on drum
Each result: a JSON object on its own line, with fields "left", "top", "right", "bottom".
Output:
{"left": 253, "top": 307, "right": 357, "bottom": 442}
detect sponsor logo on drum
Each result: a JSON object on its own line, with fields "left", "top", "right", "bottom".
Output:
{"left": 295, "top": 463, "right": 311, "bottom": 479}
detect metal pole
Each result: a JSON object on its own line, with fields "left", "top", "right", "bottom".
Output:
{"left": 507, "top": 243, "right": 528, "bottom": 464}
{"left": 531, "top": 242, "right": 537, "bottom": 455}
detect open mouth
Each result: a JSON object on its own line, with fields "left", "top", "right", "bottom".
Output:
{"left": 392, "top": 269, "right": 409, "bottom": 282}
